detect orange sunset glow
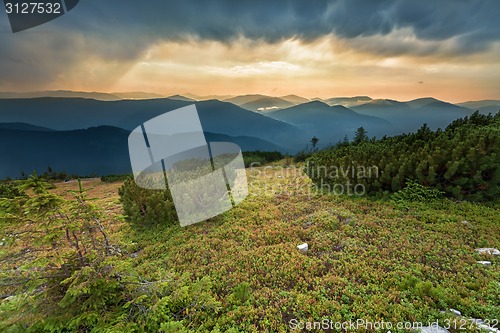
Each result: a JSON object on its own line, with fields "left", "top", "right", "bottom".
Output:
{"left": 1, "top": 1, "right": 499, "bottom": 103}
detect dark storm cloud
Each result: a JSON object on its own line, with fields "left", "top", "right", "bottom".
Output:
{"left": 63, "top": 0, "right": 499, "bottom": 50}
{"left": 0, "top": 0, "right": 499, "bottom": 88}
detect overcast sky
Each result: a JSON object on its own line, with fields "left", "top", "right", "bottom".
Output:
{"left": 0, "top": 0, "right": 499, "bottom": 102}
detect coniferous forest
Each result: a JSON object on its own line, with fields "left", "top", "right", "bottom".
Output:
{"left": 308, "top": 112, "right": 500, "bottom": 201}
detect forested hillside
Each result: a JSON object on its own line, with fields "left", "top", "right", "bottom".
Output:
{"left": 308, "top": 112, "right": 500, "bottom": 201}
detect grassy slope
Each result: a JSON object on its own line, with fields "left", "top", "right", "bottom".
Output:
{"left": 14, "top": 167, "right": 500, "bottom": 331}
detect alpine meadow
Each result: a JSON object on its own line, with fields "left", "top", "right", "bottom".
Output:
{"left": 0, "top": 1, "right": 499, "bottom": 332}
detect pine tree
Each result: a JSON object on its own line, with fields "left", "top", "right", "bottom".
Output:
{"left": 353, "top": 127, "right": 368, "bottom": 145}
{"left": 310, "top": 136, "right": 319, "bottom": 151}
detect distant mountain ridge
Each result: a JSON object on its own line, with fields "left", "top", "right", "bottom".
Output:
{"left": 0, "top": 90, "right": 122, "bottom": 101}
{"left": 0, "top": 97, "right": 305, "bottom": 149}
{"left": 224, "top": 94, "right": 272, "bottom": 106}
{"left": 240, "top": 97, "right": 295, "bottom": 112}
{"left": 405, "top": 97, "right": 443, "bottom": 108}
{"left": 0, "top": 90, "right": 169, "bottom": 101}
{"left": 0, "top": 122, "right": 55, "bottom": 132}
{"left": 325, "top": 96, "right": 372, "bottom": 107}
{"left": 112, "top": 92, "right": 166, "bottom": 99}
{"left": 457, "top": 100, "right": 500, "bottom": 109}
{"left": 279, "top": 94, "right": 310, "bottom": 104}
{"left": 1, "top": 93, "right": 498, "bottom": 179}
{"left": 267, "top": 101, "right": 393, "bottom": 144}
{"left": 0, "top": 94, "right": 492, "bottom": 145}
{"left": 0, "top": 124, "right": 287, "bottom": 179}
{"left": 167, "top": 95, "right": 197, "bottom": 102}
{"left": 352, "top": 98, "right": 474, "bottom": 132}
{"left": 457, "top": 100, "right": 500, "bottom": 116}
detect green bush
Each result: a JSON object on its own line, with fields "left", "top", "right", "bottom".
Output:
{"left": 41, "top": 166, "right": 79, "bottom": 181}
{"left": 242, "top": 151, "right": 284, "bottom": 167}
{"left": 293, "top": 149, "right": 312, "bottom": 162}
{"left": 243, "top": 155, "right": 267, "bottom": 168}
{"left": 119, "top": 178, "right": 178, "bottom": 226}
{"left": 0, "top": 181, "right": 24, "bottom": 199}
{"left": 232, "top": 282, "right": 252, "bottom": 304}
{"left": 101, "top": 174, "right": 132, "bottom": 183}
{"left": 391, "top": 180, "right": 444, "bottom": 205}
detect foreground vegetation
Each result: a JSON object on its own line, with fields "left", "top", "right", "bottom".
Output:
{"left": 0, "top": 164, "right": 498, "bottom": 332}
{"left": 0, "top": 113, "right": 497, "bottom": 332}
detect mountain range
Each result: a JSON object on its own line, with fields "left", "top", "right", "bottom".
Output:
{"left": 351, "top": 97, "right": 475, "bottom": 132}
{"left": 0, "top": 92, "right": 498, "bottom": 178}
{"left": 0, "top": 125, "right": 285, "bottom": 178}
{"left": 0, "top": 90, "right": 166, "bottom": 100}
{"left": 266, "top": 101, "right": 393, "bottom": 140}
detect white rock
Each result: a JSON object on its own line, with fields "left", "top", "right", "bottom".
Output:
{"left": 477, "top": 323, "right": 500, "bottom": 333}
{"left": 297, "top": 243, "right": 308, "bottom": 253}
{"left": 475, "top": 248, "right": 500, "bottom": 256}
{"left": 417, "top": 326, "right": 450, "bottom": 333}
{"left": 471, "top": 319, "right": 500, "bottom": 333}
{"left": 449, "top": 308, "right": 461, "bottom": 316}
{"left": 477, "top": 261, "right": 492, "bottom": 266}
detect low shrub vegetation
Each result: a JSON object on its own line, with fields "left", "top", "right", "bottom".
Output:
{"left": 101, "top": 174, "right": 133, "bottom": 183}
{"left": 119, "top": 178, "right": 178, "bottom": 226}
{"left": 307, "top": 112, "right": 500, "bottom": 201}
{"left": 0, "top": 114, "right": 498, "bottom": 332}
{"left": 242, "top": 151, "right": 284, "bottom": 167}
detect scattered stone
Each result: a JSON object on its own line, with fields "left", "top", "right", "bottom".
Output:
{"left": 478, "top": 323, "right": 500, "bottom": 333}
{"left": 449, "top": 308, "right": 462, "bottom": 316}
{"left": 477, "top": 261, "right": 492, "bottom": 266}
{"left": 475, "top": 248, "right": 500, "bottom": 256}
{"left": 333, "top": 243, "right": 344, "bottom": 252}
{"left": 470, "top": 319, "right": 500, "bottom": 333}
{"left": 417, "top": 326, "right": 450, "bottom": 333}
{"left": 297, "top": 243, "right": 308, "bottom": 253}
{"left": 130, "top": 249, "right": 143, "bottom": 258}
